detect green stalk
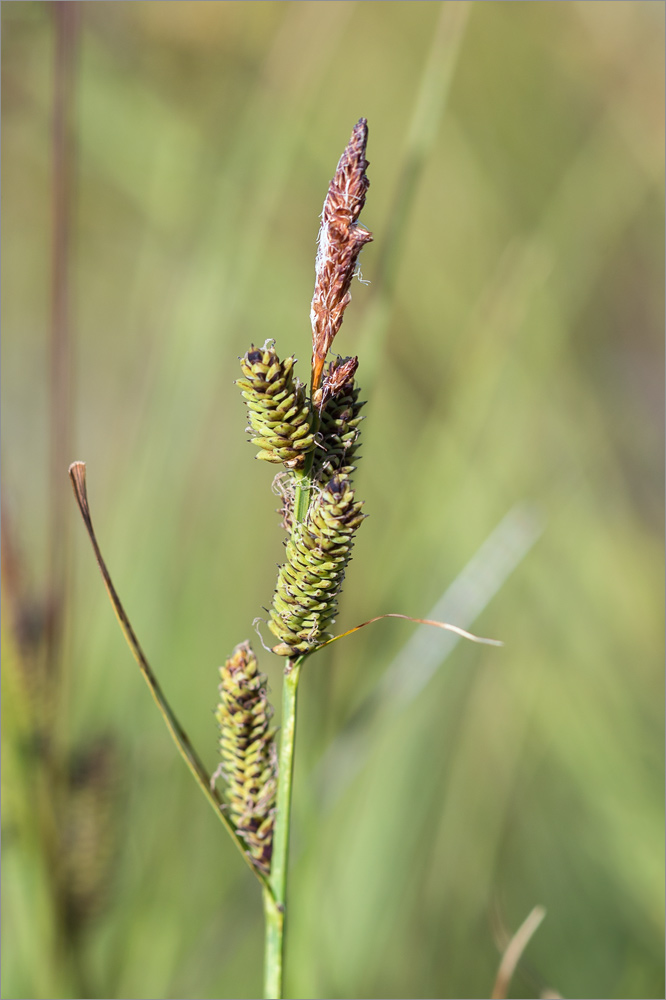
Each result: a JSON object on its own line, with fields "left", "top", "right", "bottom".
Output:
{"left": 264, "top": 658, "right": 303, "bottom": 999}
{"left": 265, "top": 386, "right": 317, "bottom": 993}
{"left": 292, "top": 462, "right": 313, "bottom": 525}
{"left": 292, "top": 400, "right": 320, "bottom": 525}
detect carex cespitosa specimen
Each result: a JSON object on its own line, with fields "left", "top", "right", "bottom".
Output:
{"left": 219, "top": 121, "right": 372, "bottom": 876}
{"left": 70, "top": 118, "right": 500, "bottom": 1000}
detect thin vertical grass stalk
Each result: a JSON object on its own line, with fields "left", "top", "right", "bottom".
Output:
{"left": 47, "top": 0, "right": 78, "bottom": 684}
{"left": 263, "top": 657, "right": 302, "bottom": 1000}
{"left": 45, "top": 6, "right": 82, "bottom": 993}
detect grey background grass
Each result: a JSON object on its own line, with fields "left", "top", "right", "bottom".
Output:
{"left": 2, "top": 3, "right": 664, "bottom": 999}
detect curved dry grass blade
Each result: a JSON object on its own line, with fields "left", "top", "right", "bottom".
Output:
{"left": 491, "top": 905, "right": 547, "bottom": 1000}
{"left": 68, "top": 461, "right": 270, "bottom": 891}
{"left": 316, "top": 612, "right": 503, "bottom": 651}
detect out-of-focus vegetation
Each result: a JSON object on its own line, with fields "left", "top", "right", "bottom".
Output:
{"left": 2, "top": 2, "right": 663, "bottom": 998}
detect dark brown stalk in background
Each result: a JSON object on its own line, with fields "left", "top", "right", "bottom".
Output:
{"left": 2, "top": 6, "right": 94, "bottom": 996}
{"left": 47, "top": 4, "right": 85, "bottom": 992}
{"left": 47, "top": 0, "right": 78, "bottom": 682}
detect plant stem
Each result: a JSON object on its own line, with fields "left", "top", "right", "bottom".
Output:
{"left": 264, "top": 657, "right": 302, "bottom": 999}
{"left": 262, "top": 887, "right": 284, "bottom": 1000}
{"left": 292, "top": 465, "right": 312, "bottom": 525}
{"left": 292, "top": 407, "right": 319, "bottom": 525}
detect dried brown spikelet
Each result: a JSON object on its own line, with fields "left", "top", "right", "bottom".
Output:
{"left": 269, "top": 474, "right": 366, "bottom": 657}
{"left": 237, "top": 343, "right": 315, "bottom": 470}
{"left": 314, "top": 358, "right": 365, "bottom": 482}
{"left": 216, "top": 642, "right": 277, "bottom": 874}
{"left": 311, "top": 119, "right": 373, "bottom": 392}
{"left": 313, "top": 354, "right": 359, "bottom": 409}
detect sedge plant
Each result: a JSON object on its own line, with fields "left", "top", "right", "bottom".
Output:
{"left": 69, "top": 119, "right": 500, "bottom": 1000}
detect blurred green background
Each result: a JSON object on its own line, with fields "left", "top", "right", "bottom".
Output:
{"left": 2, "top": 2, "right": 664, "bottom": 999}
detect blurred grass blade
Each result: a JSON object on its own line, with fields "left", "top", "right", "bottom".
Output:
{"left": 379, "top": 502, "right": 544, "bottom": 704}
{"left": 362, "top": 0, "right": 471, "bottom": 380}
{"left": 491, "top": 905, "right": 547, "bottom": 1000}
{"left": 67, "top": 461, "right": 270, "bottom": 891}
{"left": 317, "top": 502, "right": 542, "bottom": 811}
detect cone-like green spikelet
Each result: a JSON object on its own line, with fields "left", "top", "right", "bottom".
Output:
{"left": 60, "top": 737, "right": 119, "bottom": 932}
{"left": 269, "top": 474, "right": 366, "bottom": 657}
{"left": 314, "top": 358, "right": 365, "bottom": 482}
{"left": 216, "top": 642, "right": 277, "bottom": 874}
{"left": 237, "top": 342, "right": 315, "bottom": 470}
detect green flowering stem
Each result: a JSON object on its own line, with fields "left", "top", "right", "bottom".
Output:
{"left": 291, "top": 417, "right": 318, "bottom": 525}
{"left": 264, "top": 656, "right": 303, "bottom": 999}
{"left": 291, "top": 463, "right": 312, "bottom": 526}
{"left": 262, "top": 888, "right": 284, "bottom": 1000}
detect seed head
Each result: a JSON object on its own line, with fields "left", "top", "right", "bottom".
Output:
{"left": 59, "top": 737, "right": 119, "bottom": 931}
{"left": 313, "top": 357, "right": 364, "bottom": 482}
{"left": 268, "top": 473, "right": 366, "bottom": 657}
{"left": 237, "top": 343, "right": 315, "bottom": 469}
{"left": 313, "top": 354, "right": 359, "bottom": 409}
{"left": 216, "top": 642, "right": 277, "bottom": 874}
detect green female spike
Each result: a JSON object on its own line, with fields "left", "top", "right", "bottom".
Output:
{"left": 268, "top": 473, "right": 366, "bottom": 657}
{"left": 215, "top": 642, "right": 277, "bottom": 875}
{"left": 237, "top": 343, "right": 315, "bottom": 470}
{"left": 60, "top": 738, "right": 119, "bottom": 932}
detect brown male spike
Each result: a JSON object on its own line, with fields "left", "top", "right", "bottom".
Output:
{"left": 310, "top": 119, "right": 373, "bottom": 393}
